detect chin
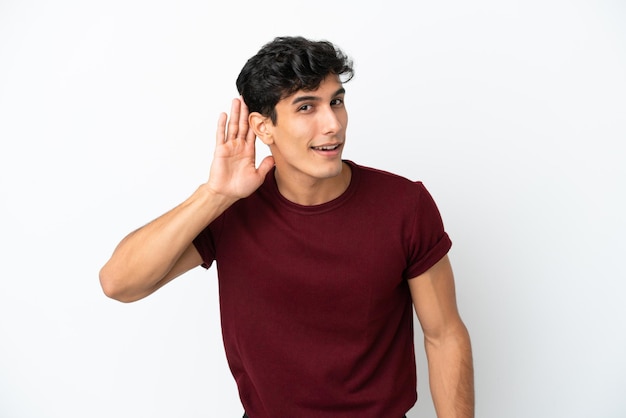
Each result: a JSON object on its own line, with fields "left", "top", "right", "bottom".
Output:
{"left": 315, "top": 160, "right": 345, "bottom": 179}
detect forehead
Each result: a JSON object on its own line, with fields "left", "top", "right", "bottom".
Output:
{"left": 279, "top": 75, "right": 344, "bottom": 105}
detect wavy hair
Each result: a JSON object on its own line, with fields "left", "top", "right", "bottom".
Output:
{"left": 236, "top": 36, "right": 354, "bottom": 124}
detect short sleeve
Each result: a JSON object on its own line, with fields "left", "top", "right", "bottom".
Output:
{"left": 404, "top": 182, "right": 452, "bottom": 279}
{"left": 192, "top": 216, "right": 223, "bottom": 269}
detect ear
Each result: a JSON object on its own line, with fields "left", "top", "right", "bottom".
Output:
{"left": 249, "top": 112, "right": 274, "bottom": 145}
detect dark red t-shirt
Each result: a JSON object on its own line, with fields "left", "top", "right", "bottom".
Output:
{"left": 193, "top": 161, "right": 451, "bottom": 418}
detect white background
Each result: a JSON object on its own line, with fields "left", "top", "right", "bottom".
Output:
{"left": 1, "top": 0, "right": 625, "bottom": 417}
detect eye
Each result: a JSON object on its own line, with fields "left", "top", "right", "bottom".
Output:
{"left": 298, "top": 104, "right": 312, "bottom": 112}
{"left": 331, "top": 98, "right": 344, "bottom": 106}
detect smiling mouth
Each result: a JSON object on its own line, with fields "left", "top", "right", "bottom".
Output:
{"left": 311, "top": 144, "right": 341, "bottom": 151}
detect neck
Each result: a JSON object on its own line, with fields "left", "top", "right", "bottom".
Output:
{"left": 274, "top": 162, "right": 352, "bottom": 206}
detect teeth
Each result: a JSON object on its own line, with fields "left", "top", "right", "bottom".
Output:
{"left": 312, "top": 145, "right": 339, "bottom": 151}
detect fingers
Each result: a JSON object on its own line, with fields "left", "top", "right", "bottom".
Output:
{"left": 216, "top": 112, "right": 227, "bottom": 145}
{"left": 216, "top": 98, "right": 256, "bottom": 149}
{"left": 238, "top": 99, "right": 252, "bottom": 141}
{"left": 222, "top": 98, "right": 251, "bottom": 142}
{"left": 226, "top": 98, "right": 241, "bottom": 141}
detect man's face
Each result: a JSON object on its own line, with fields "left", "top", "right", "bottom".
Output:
{"left": 264, "top": 74, "right": 348, "bottom": 186}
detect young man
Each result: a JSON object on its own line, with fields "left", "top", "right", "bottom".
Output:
{"left": 100, "top": 36, "right": 474, "bottom": 418}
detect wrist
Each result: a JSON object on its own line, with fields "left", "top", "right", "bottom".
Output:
{"left": 195, "top": 183, "right": 239, "bottom": 213}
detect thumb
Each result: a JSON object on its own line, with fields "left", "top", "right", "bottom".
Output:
{"left": 257, "top": 155, "right": 275, "bottom": 177}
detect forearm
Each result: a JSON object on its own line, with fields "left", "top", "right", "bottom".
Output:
{"left": 99, "top": 184, "right": 236, "bottom": 302}
{"left": 425, "top": 324, "right": 474, "bottom": 418}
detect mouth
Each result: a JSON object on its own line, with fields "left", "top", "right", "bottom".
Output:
{"left": 310, "top": 144, "right": 342, "bottom": 151}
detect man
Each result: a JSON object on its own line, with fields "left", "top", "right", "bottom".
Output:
{"left": 100, "top": 36, "right": 474, "bottom": 418}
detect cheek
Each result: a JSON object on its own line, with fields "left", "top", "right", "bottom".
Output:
{"left": 280, "top": 125, "right": 314, "bottom": 148}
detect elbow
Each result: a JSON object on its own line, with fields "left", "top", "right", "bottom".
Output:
{"left": 99, "top": 265, "right": 140, "bottom": 303}
{"left": 424, "top": 320, "right": 471, "bottom": 350}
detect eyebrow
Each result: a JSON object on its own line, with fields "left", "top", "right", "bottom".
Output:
{"left": 291, "top": 87, "right": 346, "bottom": 105}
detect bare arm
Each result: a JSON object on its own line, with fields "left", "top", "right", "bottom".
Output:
{"left": 409, "top": 255, "right": 474, "bottom": 418}
{"left": 99, "top": 99, "right": 274, "bottom": 302}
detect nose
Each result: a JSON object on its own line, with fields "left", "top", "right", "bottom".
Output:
{"left": 320, "top": 106, "right": 342, "bottom": 135}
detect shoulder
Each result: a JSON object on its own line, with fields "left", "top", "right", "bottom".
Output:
{"left": 348, "top": 161, "right": 443, "bottom": 223}
{"left": 348, "top": 160, "right": 427, "bottom": 196}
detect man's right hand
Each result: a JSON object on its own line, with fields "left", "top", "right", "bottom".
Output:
{"left": 206, "top": 98, "right": 275, "bottom": 201}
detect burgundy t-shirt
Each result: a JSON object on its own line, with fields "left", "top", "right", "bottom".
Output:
{"left": 193, "top": 161, "right": 451, "bottom": 418}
